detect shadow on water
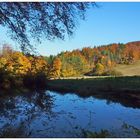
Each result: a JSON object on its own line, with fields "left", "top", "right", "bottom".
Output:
{"left": 92, "top": 93, "right": 140, "bottom": 109}
{"left": 47, "top": 76, "right": 140, "bottom": 109}
{"left": 0, "top": 90, "right": 57, "bottom": 137}
{"left": 49, "top": 89, "right": 140, "bottom": 109}
{"left": 0, "top": 88, "right": 140, "bottom": 137}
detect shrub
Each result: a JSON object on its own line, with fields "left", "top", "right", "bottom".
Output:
{"left": 104, "top": 69, "right": 122, "bottom": 76}
{"left": 0, "top": 69, "right": 15, "bottom": 90}
{"left": 94, "top": 63, "right": 105, "bottom": 75}
{"left": 23, "top": 72, "right": 47, "bottom": 89}
{"left": 83, "top": 129, "right": 110, "bottom": 138}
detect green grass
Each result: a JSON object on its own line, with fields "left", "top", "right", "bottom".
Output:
{"left": 47, "top": 76, "right": 140, "bottom": 95}
{"left": 47, "top": 76, "right": 140, "bottom": 108}
{"left": 47, "top": 60, "right": 140, "bottom": 96}
{"left": 83, "top": 129, "right": 110, "bottom": 138}
{"left": 114, "top": 60, "right": 140, "bottom": 76}
{"left": 47, "top": 61, "right": 140, "bottom": 95}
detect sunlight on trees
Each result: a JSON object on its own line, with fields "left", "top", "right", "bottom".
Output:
{"left": 0, "top": 41, "right": 140, "bottom": 90}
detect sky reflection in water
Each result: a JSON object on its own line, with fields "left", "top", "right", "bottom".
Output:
{"left": 0, "top": 90, "right": 140, "bottom": 137}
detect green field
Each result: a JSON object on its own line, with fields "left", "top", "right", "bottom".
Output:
{"left": 114, "top": 61, "right": 140, "bottom": 76}
{"left": 47, "top": 76, "right": 140, "bottom": 108}
{"left": 47, "top": 60, "right": 140, "bottom": 108}
{"left": 47, "top": 61, "right": 140, "bottom": 100}
{"left": 47, "top": 76, "right": 140, "bottom": 94}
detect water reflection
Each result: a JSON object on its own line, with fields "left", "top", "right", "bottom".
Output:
{"left": 56, "top": 90, "right": 140, "bottom": 109}
{"left": 0, "top": 90, "right": 140, "bottom": 137}
{"left": 0, "top": 90, "right": 56, "bottom": 137}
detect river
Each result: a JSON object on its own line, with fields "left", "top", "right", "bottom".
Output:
{"left": 0, "top": 90, "right": 140, "bottom": 137}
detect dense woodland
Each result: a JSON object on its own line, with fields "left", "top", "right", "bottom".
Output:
{"left": 0, "top": 41, "right": 140, "bottom": 90}
{"left": 46, "top": 41, "right": 140, "bottom": 77}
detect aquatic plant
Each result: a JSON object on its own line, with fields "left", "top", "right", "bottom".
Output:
{"left": 82, "top": 129, "right": 110, "bottom": 138}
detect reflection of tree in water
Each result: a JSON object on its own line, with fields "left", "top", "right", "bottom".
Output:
{"left": 121, "top": 122, "right": 140, "bottom": 137}
{"left": 55, "top": 91, "right": 140, "bottom": 109}
{"left": 0, "top": 90, "right": 56, "bottom": 137}
{"left": 0, "top": 96, "right": 17, "bottom": 120}
{"left": 79, "top": 121, "right": 140, "bottom": 138}
{"left": 93, "top": 93, "right": 140, "bottom": 109}
{"left": 0, "top": 90, "right": 140, "bottom": 138}
{"left": 24, "top": 90, "right": 55, "bottom": 114}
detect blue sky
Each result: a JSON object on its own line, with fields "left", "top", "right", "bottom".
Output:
{"left": 0, "top": 2, "right": 140, "bottom": 56}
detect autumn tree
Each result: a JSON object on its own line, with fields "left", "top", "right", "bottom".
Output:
{"left": 81, "top": 47, "right": 94, "bottom": 67}
{"left": 59, "top": 50, "right": 90, "bottom": 77}
{"left": 10, "top": 52, "right": 31, "bottom": 75}
{"left": 27, "top": 56, "right": 48, "bottom": 75}
{"left": 94, "top": 63, "right": 104, "bottom": 75}
{"left": 48, "top": 57, "right": 62, "bottom": 78}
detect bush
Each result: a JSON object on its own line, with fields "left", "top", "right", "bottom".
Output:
{"left": 103, "top": 69, "right": 122, "bottom": 76}
{"left": 83, "top": 129, "right": 110, "bottom": 138}
{"left": 23, "top": 72, "right": 47, "bottom": 89}
{"left": 84, "top": 69, "right": 122, "bottom": 77}
{"left": 0, "top": 69, "right": 16, "bottom": 90}
{"left": 94, "top": 63, "right": 105, "bottom": 75}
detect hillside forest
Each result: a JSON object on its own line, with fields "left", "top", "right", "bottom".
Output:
{"left": 0, "top": 41, "right": 140, "bottom": 90}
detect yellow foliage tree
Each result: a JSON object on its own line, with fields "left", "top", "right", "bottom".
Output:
{"left": 94, "top": 63, "right": 105, "bottom": 75}
{"left": 48, "top": 58, "right": 62, "bottom": 78}
{"left": 10, "top": 52, "right": 31, "bottom": 75}
{"left": 28, "top": 56, "right": 48, "bottom": 75}
{"left": 61, "top": 64, "right": 76, "bottom": 77}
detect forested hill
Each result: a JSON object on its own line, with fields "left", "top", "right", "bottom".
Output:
{"left": 0, "top": 41, "right": 140, "bottom": 81}
{"left": 45, "top": 41, "right": 140, "bottom": 77}
{"left": 127, "top": 41, "right": 140, "bottom": 46}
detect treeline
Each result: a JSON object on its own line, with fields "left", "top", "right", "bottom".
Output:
{"left": 0, "top": 44, "right": 48, "bottom": 90}
{"left": 0, "top": 41, "right": 140, "bottom": 90}
{"left": 47, "top": 41, "right": 140, "bottom": 77}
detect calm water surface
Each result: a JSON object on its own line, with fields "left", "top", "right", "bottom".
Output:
{"left": 0, "top": 90, "right": 140, "bottom": 137}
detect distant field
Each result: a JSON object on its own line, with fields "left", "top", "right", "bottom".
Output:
{"left": 50, "top": 61, "right": 140, "bottom": 80}
{"left": 114, "top": 61, "right": 140, "bottom": 76}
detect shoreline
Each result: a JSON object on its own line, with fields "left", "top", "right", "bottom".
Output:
{"left": 46, "top": 76, "right": 140, "bottom": 108}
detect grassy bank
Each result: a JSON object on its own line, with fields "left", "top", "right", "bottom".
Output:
{"left": 114, "top": 60, "right": 140, "bottom": 76}
{"left": 47, "top": 76, "right": 140, "bottom": 108}
{"left": 47, "top": 76, "right": 140, "bottom": 94}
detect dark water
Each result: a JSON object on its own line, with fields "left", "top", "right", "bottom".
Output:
{"left": 0, "top": 90, "right": 140, "bottom": 137}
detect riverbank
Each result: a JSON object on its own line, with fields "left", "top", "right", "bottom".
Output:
{"left": 47, "top": 76, "right": 140, "bottom": 108}
{"left": 47, "top": 76, "right": 140, "bottom": 94}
